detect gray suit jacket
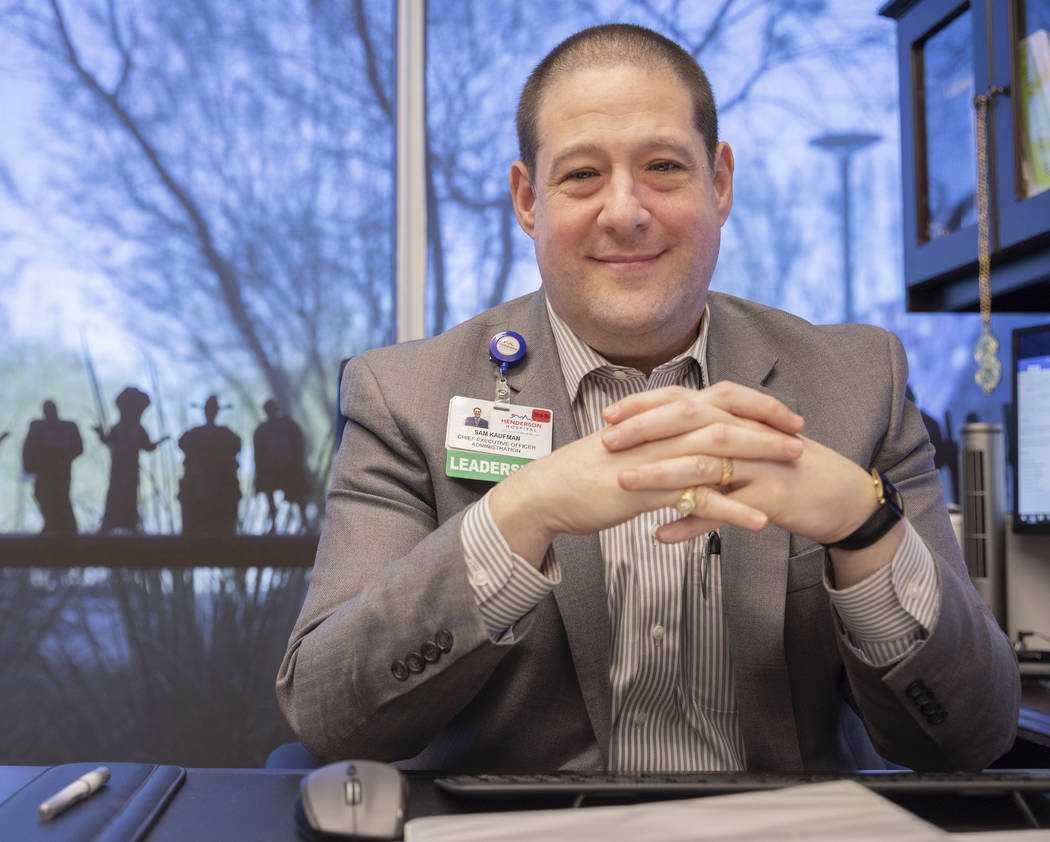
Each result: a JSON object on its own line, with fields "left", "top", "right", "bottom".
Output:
{"left": 276, "top": 291, "right": 1019, "bottom": 772}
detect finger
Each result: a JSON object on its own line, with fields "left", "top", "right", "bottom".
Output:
{"left": 603, "top": 394, "right": 736, "bottom": 451}
{"left": 653, "top": 517, "right": 722, "bottom": 543}
{"left": 655, "top": 485, "right": 768, "bottom": 541}
{"left": 607, "top": 411, "right": 803, "bottom": 467}
{"left": 602, "top": 384, "right": 691, "bottom": 422}
{"left": 603, "top": 381, "right": 804, "bottom": 445}
{"left": 619, "top": 454, "right": 727, "bottom": 491}
{"left": 620, "top": 443, "right": 797, "bottom": 491}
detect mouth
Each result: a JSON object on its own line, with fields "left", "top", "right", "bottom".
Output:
{"left": 592, "top": 251, "right": 663, "bottom": 267}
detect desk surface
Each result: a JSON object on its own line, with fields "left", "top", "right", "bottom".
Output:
{"left": 3, "top": 764, "right": 1050, "bottom": 841}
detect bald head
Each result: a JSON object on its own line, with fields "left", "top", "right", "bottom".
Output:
{"left": 515, "top": 23, "right": 718, "bottom": 177}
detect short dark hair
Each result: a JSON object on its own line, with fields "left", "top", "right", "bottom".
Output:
{"left": 516, "top": 24, "right": 718, "bottom": 177}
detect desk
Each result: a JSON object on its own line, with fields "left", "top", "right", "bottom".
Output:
{"left": 3, "top": 765, "right": 1050, "bottom": 840}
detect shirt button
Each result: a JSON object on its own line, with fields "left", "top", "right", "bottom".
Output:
{"left": 906, "top": 582, "right": 922, "bottom": 600}
{"left": 650, "top": 624, "right": 665, "bottom": 645}
{"left": 633, "top": 710, "right": 649, "bottom": 727}
{"left": 469, "top": 567, "right": 490, "bottom": 587}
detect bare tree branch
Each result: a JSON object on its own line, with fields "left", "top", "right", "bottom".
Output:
{"left": 48, "top": 0, "right": 295, "bottom": 412}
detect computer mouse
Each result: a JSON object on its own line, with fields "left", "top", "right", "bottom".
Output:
{"left": 296, "top": 760, "right": 409, "bottom": 841}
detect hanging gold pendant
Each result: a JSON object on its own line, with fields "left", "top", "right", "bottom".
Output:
{"left": 974, "top": 324, "right": 1002, "bottom": 395}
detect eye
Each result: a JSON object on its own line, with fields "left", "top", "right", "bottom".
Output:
{"left": 565, "top": 169, "right": 597, "bottom": 181}
{"left": 649, "top": 160, "right": 681, "bottom": 172}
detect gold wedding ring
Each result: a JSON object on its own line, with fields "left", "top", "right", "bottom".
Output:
{"left": 676, "top": 486, "right": 697, "bottom": 516}
{"left": 720, "top": 456, "right": 734, "bottom": 487}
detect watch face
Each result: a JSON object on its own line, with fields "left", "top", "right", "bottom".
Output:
{"left": 880, "top": 473, "right": 905, "bottom": 517}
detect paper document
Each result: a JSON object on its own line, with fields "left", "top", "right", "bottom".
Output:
{"left": 404, "top": 779, "right": 947, "bottom": 841}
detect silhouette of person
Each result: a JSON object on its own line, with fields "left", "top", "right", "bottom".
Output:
{"left": 253, "top": 398, "right": 307, "bottom": 533}
{"left": 178, "top": 395, "right": 241, "bottom": 535}
{"left": 22, "top": 400, "right": 83, "bottom": 534}
{"left": 464, "top": 407, "right": 489, "bottom": 428}
{"left": 906, "top": 386, "right": 959, "bottom": 504}
{"left": 96, "top": 387, "right": 167, "bottom": 533}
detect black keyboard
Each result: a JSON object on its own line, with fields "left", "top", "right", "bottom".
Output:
{"left": 435, "top": 769, "right": 1050, "bottom": 798}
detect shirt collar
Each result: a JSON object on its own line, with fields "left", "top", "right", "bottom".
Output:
{"left": 544, "top": 293, "right": 710, "bottom": 403}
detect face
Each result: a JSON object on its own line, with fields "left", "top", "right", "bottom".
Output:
{"left": 510, "top": 64, "right": 734, "bottom": 372}
{"left": 473, "top": 408, "right": 482, "bottom": 418}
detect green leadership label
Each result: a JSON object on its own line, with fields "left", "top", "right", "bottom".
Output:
{"left": 445, "top": 449, "right": 531, "bottom": 482}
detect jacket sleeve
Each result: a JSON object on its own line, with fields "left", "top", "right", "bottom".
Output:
{"left": 275, "top": 354, "right": 529, "bottom": 762}
{"left": 839, "top": 329, "right": 1019, "bottom": 771}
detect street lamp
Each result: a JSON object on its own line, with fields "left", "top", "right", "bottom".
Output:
{"left": 809, "top": 132, "right": 881, "bottom": 323}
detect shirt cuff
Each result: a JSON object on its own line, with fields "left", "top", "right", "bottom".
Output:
{"left": 460, "top": 492, "right": 562, "bottom": 643}
{"left": 826, "top": 520, "right": 941, "bottom": 667}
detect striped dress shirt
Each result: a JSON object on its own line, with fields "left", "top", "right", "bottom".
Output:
{"left": 460, "top": 296, "right": 940, "bottom": 771}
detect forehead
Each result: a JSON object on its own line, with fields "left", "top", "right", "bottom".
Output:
{"left": 533, "top": 63, "right": 698, "bottom": 162}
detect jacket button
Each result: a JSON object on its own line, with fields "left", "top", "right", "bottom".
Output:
{"left": 928, "top": 710, "right": 948, "bottom": 725}
{"left": 435, "top": 629, "right": 454, "bottom": 652}
{"left": 912, "top": 693, "right": 930, "bottom": 706}
{"left": 905, "top": 680, "right": 926, "bottom": 698}
{"left": 406, "top": 653, "right": 425, "bottom": 673}
{"left": 421, "top": 641, "right": 440, "bottom": 662}
{"left": 391, "top": 659, "right": 409, "bottom": 681}
{"left": 920, "top": 702, "right": 938, "bottom": 716}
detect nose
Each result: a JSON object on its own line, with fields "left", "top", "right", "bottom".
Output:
{"left": 596, "top": 173, "right": 651, "bottom": 235}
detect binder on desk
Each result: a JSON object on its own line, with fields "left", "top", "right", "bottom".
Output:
{"left": 0, "top": 762, "right": 185, "bottom": 841}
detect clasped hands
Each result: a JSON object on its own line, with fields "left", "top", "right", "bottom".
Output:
{"left": 600, "top": 381, "right": 882, "bottom": 546}
{"left": 489, "top": 382, "right": 881, "bottom": 571}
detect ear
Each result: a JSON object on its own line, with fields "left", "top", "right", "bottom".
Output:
{"left": 510, "top": 160, "right": 537, "bottom": 238}
{"left": 712, "top": 142, "right": 734, "bottom": 225}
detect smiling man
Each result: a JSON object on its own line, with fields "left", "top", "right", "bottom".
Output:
{"left": 278, "top": 24, "right": 1018, "bottom": 774}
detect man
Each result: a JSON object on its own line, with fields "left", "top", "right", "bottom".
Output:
{"left": 277, "top": 24, "right": 1018, "bottom": 773}
{"left": 464, "top": 407, "right": 489, "bottom": 428}
{"left": 253, "top": 398, "right": 308, "bottom": 533}
{"left": 178, "top": 395, "right": 242, "bottom": 535}
{"left": 22, "top": 400, "right": 83, "bottom": 534}
{"left": 96, "top": 386, "right": 167, "bottom": 534}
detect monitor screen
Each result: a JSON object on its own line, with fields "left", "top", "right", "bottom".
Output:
{"left": 1013, "top": 322, "right": 1050, "bottom": 533}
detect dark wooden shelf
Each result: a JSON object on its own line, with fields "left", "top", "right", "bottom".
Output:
{"left": 0, "top": 534, "right": 319, "bottom": 568}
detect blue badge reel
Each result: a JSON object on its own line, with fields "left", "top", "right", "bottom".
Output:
{"left": 489, "top": 331, "right": 526, "bottom": 405}
{"left": 489, "top": 331, "right": 526, "bottom": 374}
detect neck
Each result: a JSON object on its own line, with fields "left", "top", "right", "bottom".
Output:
{"left": 588, "top": 320, "right": 701, "bottom": 376}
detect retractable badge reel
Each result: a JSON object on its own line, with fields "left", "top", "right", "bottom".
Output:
{"left": 489, "top": 331, "right": 526, "bottom": 405}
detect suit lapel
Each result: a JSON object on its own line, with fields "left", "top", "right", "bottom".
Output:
{"left": 501, "top": 293, "right": 612, "bottom": 763}
{"left": 707, "top": 295, "right": 803, "bottom": 770}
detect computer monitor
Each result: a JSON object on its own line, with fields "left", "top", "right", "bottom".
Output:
{"left": 1012, "top": 321, "right": 1050, "bottom": 534}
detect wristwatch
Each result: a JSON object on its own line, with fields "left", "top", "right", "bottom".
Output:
{"left": 826, "top": 468, "right": 905, "bottom": 551}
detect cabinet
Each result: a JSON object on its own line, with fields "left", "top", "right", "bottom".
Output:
{"left": 880, "top": 0, "right": 1050, "bottom": 312}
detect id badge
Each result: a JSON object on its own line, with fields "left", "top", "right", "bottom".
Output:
{"left": 445, "top": 396, "right": 553, "bottom": 482}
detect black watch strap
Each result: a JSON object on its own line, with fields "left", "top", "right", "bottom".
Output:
{"left": 826, "top": 469, "right": 905, "bottom": 551}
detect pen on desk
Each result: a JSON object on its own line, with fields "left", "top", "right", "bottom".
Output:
{"left": 38, "top": 766, "right": 110, "bottom": 821}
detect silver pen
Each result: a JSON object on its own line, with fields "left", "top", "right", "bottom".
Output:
{"left": 38, "top": 766, "right": 110, "bottom": 821}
